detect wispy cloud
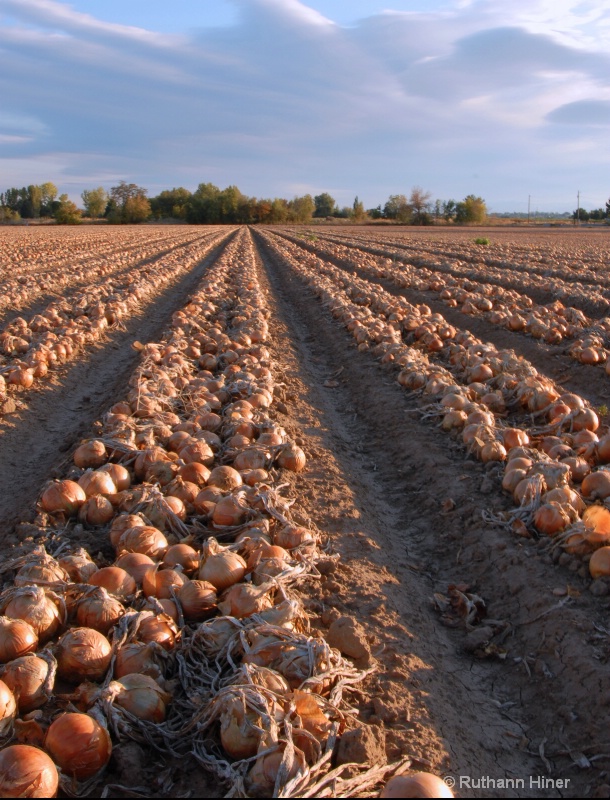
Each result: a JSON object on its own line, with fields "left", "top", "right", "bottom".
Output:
{"left": 0, "top": 0, "right": 609, "bottom": 210}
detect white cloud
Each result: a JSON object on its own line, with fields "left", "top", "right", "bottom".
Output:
{"left": 0, "top": 0, "right": 609, "bottom": 210}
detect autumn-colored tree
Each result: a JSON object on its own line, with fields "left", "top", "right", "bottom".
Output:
{"left": 54, "top": 194, "right": 82, "bottom": 225}
{"left": 455, "top": 195, "right": 487, "bottom": 225}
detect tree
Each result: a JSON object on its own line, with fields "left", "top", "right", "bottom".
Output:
{"left": 150, "top": 187, "right": 191, "bottom": 220}
{"left": 409, "top": 186, "right": 432, "bottom": 225}
{"left": 351, "top": 196, "right": 367, "bottom": 223}
{"left": 383, "top": 194, "right": 411, "bottom": 223}
{"left": 40, "top": 183, "right": 58, "bottom": 216}
{"left": 289, "top": 194, "right": 315, "bottom": 223}
{"left": 605, "top": 198, "right": 610, "bottom": 218}
{"left": 81, "top": 187, "right": 109, "bottom": 218}
{"left": 314, "top": 193, "right": 336, "bottom": 218}
{"left": 123, "top": 195, "right": 151, "bottom": 224}
{"left": 107, "top": 181, "right": 150, "bottom": 223}
{"left": 54, "top": 194, "right": 81, "bottom": 225}
{"left": 443, "top": 200, "right": 457, "bottom": 222}
{"left": 0, "top": 206, "right": 19, "bottom": 222}
{"left": 455, "top": 195, "right": 487, "bottom": 225}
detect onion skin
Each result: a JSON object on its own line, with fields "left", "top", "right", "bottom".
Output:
{"left": 590, "top": 546, "right": 610, "bottom": 579}
{"left": 0, "top": 745, "right": 59, "bottom": 798}
{"left": 380, "top": 774, "right": 454, "bottom": 798}
{"left": 111, "top": 674, "right": 171, "bottom": 722}
{"left": 45, "top": 713, "right": 111, "bottom": 781}
{"left": 56, "top": 628, "right": 112, "bottom": 683}
{"left": 0, "top": 656, "right": 49, "bottom": 713}
{"left": 40, "top": 480, "right": 86, "bottom": 516}
{"left": 89, "top": 567, "right": 136, "bottom": 600}
{"left": 179, "top": 581, "right": 217, "bottom": 621}
{"left": 0, "top": 679, "right": 16, "bottom": 735}
{"left": 0, "top": 617, "right": 38, "bottom": 663}
{"left": 199, "top": 550, "right": 247, "bottom": 592}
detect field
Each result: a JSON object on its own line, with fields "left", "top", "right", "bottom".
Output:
{"left": 0, "top": 224, "right": 609, "bottom": 798}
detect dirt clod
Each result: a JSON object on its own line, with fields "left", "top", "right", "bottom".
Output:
{"left": 327, "top": 615, "right": 372, "bottom": 664}
{"left": 335, "top": 725, "right": 387, "bottom": 767}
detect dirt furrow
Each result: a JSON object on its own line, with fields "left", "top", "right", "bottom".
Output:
{"left": 0, "top": 229, "right": 237, "bottom": 540}
{"left": 252, "top": 228, "right": 610, "bottom": 799}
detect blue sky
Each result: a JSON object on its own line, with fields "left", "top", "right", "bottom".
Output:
{"left": 1, "top": 0, "right": 609, "bottom": 212}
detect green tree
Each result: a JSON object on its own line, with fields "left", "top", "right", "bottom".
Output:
{"left": 186, "top": 183, "right": 221, "bottom": 223}
{"left": 123, "top": 195, "right": 151, "bottom": 223}
{"left": 150, "top": 187, "right": 191, "bottom": 220}
{"left": 289, "top": 194, "right": 315, "bottom": 223}
{"left": 81, "top": 187, "right": 109, "bottom": 218}
{"left": 54, "top": 194, "right": 82, "bottom": 224}
{"left": 455, "top": 195, "right": 487, "bottom": 225}
{"left": 40, "top": 183, "right": 58, "bottom": 216}
{"left": 314, "top": 193, "right": 336, "bottom": 218}
{"left": 383, "top": 194, "right": 411, "bottom": 223}
{"left": 351, "top": 196, "right": 367, "bottom": 223}
{"left": 443, "top": 199, "right": 457, "bottom": 222}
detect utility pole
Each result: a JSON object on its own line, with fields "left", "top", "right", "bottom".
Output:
{"left": 527, "top": 195, "right": 531, "bottom": 225}
{"left": 576, "top": 190, "right": 580, "bottom": 226}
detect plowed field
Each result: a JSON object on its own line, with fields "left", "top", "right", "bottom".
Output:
{"left": 0, "top": 224, "right": 609, "bottom": 799}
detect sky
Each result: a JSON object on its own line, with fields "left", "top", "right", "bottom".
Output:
{"left": 1, "top": 0, "right": 609, "bottom": 213}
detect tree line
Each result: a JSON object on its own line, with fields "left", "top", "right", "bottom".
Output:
{"left": 0, "top": 180, "right": 489, "bottom": 225}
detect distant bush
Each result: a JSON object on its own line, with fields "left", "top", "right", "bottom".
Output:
{"left": 474, "top": 237, "right": 490, "bottom": 245}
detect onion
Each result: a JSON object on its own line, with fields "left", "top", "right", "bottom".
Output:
{"left": 241, "top": 468, "right": 269, "bottom": 487}
{"left": 571, "top": 407, "right": 599, "bottom": 432}
{"left": 73, "top": 440, "right": 107, "bottom": 469}
{"left": 220, "top": 694, "right": 267, "bottom": 759}
{"left": 0, "top": 745, "right": 58, "bottom": 798}
{"left": 118, "top": 526, "right": 168, "bottom": 560}
{"left": 207, "top": 466, "right": 243, "bottom": 492}
{"left": 589, "top": 546, "right": 610, "bottom": 578}
{"left": 98, "top": 463, "right": 132, "bottom": 491}
{"left": 180, "top": 440, "right": 215, "bottom": 466}
{"left": 582, "top": 470, "right": 610, "bottom": 500}
{"left": 193, "top": 486, "right": 224, "bottom": 515}
{"left": 533, "top": 502, "right": 571, "bottom": 536}
{"left": 14, "top": 552, "right": 67, "bottom": 588}
{"left": 142, "top": 567, "right": 188, "bottom": 600}
{"left": 218, "top": 583, "right": 274, "bottom": 619}
{"left": 0, "top": 679, "right": 16, "bottom": 735}
{"left": 381, "top": 773, "right": 454, "bottom": 798}
{"left": 78, "top": 494, "right": 115, "bottom": 526}
{"left": 0, "top": 655, "right": 51, "bottom": 712}
{"left": 502, "top": 428, "right": 529, "bottom": 451}
{"left": 273, "top": 525, "right": 316, "bottom": 551}
{"left": 58, "top": 549, "right": 98, "bottom": 583}
{"left": 277, "top": 443, "right": 306, "bottom": 472}
{"left": 137, "top": 612, "right": 177, "bottom": 651}
{"left": 212, "top": 494, "right": 249, "bottom": 527}
{"left": 45, "top": 713, "right": 111, "bottom": 780}
{"left": 109, "top": 514, "right": 146, "bottom": 548}
{"left": 164, "top": 477, "right": 199, "bottom": 505}
{"left": 178, "top": 581, "right": 217, "bottom": 621}
{"left": 114, "top": 642, "right": 166, "bottom": 681}
{"left": 76, "top": 588, "right": 124, "bottom": 634}
{"left": 110, "top": 674, "right": 171, "bottom": 722}
{"left": 3, "top": 587, "right": 63, "bottom": 643}
{"left": 246, "top": 744, "right": 306, "bottom": 797}
{"left": 40, "top": 480, "right": 86, "bottom": 515}
{"left": 78, "top": 469, "right": 117, "bottom": 498}
{"left": 479, "top": 441, "right": 506, "bottom": 463}
{"left": 177, "top": 462, "right": 210, "bottom": 487}
{"left": 199, "top": 541, "right": 247, "bottom": 591}
{"left": 56, "top": 628, "right": 112, "bottom": 683}
{"left": 114, "top": 553, "right": 155, "bottom": 585}
{"left": 0, "top": 618, "right": 38, "bottom": 663}
{"left": 162, "top": 544, "right": 199, "bottom": 574}
{"left": 89, "top": 567, "right": 136, "bottom": 599}
{"left": 233, "top": 448, "right": 268, "bottom": 471}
